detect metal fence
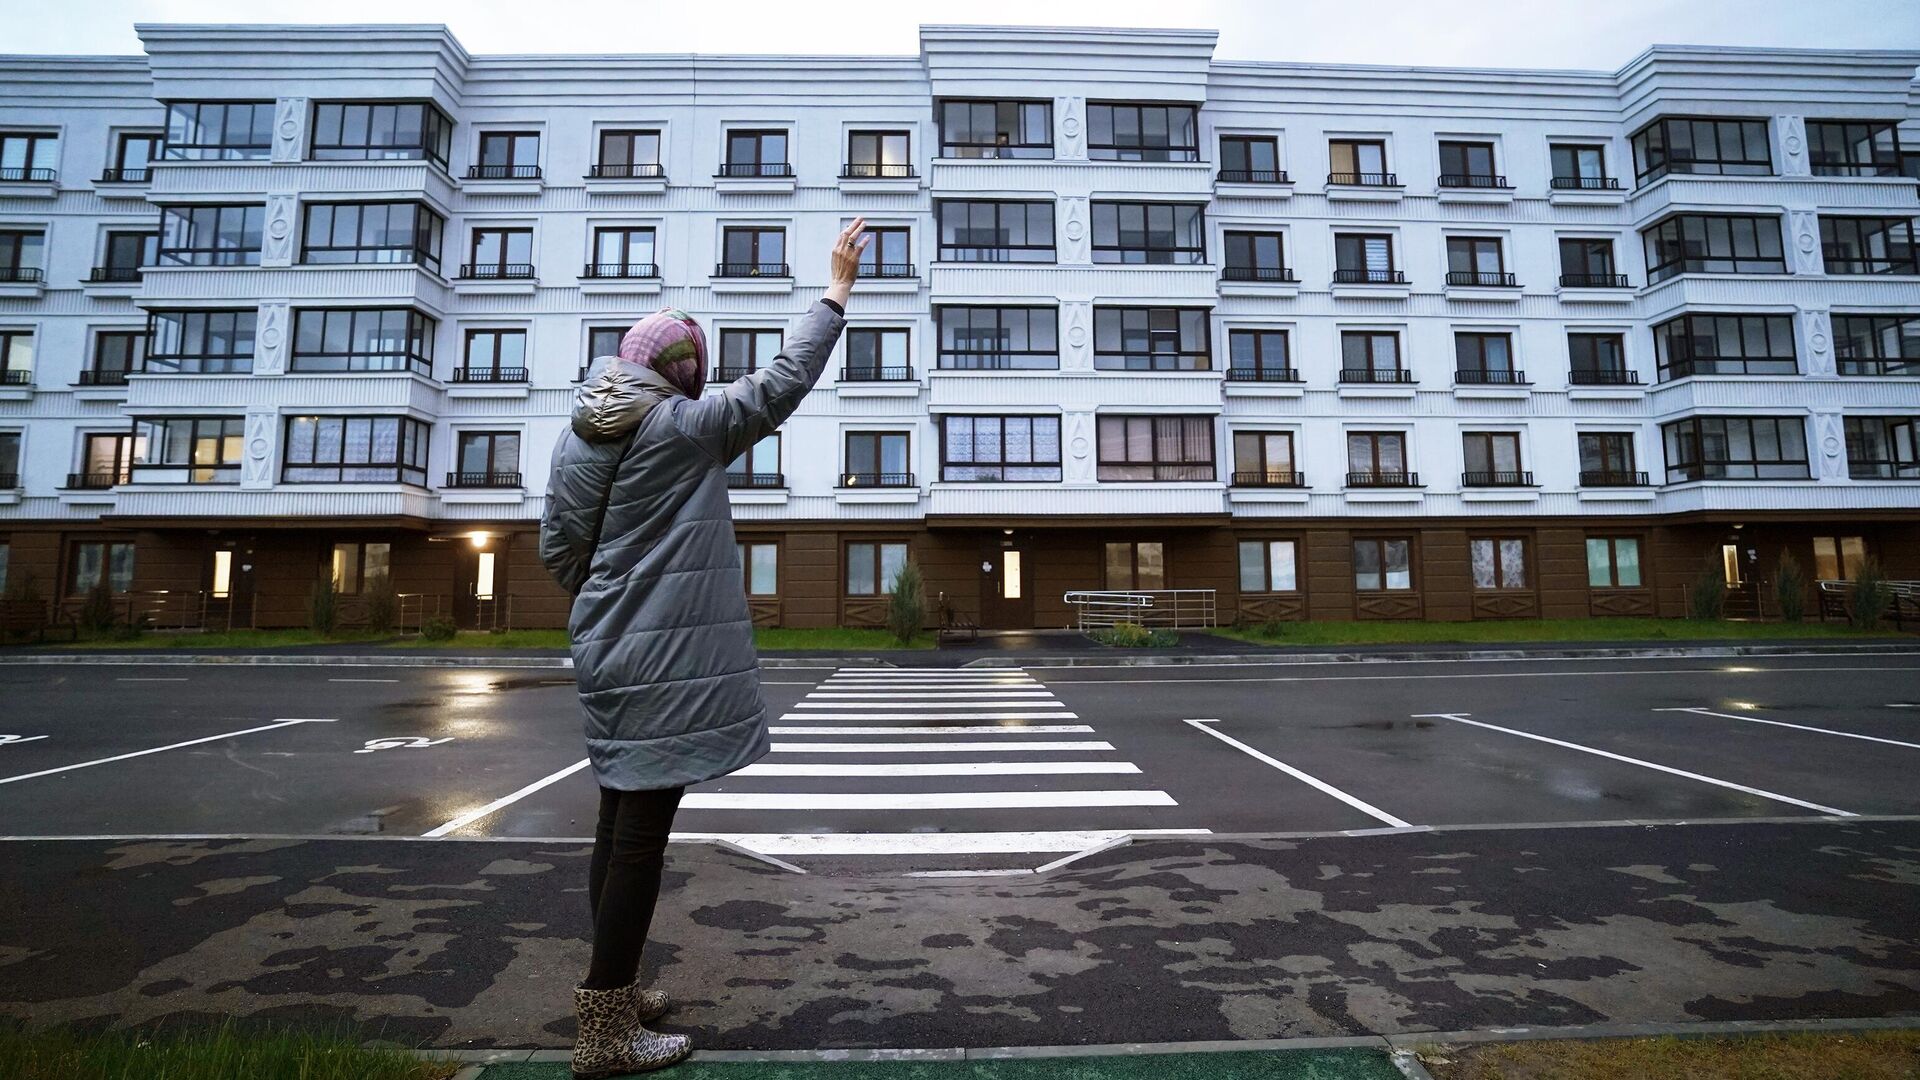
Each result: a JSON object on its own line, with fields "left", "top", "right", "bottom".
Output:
{"left": 1063, "top": 589, "right": 1217, "bottom": 631}
{"left": 1817, "top": 579, "right": 1920, "bottom": 628}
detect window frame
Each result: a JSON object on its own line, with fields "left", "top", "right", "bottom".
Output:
{"left": 936, "top": 99, "right": 1053, "bottom": 159}
{"left": 143, "top": 309, "right": 255, "bottom": 374}
{"left": 592, "top": 129, "right": 663, "bottom": 178}
{"left": 0, "top": 330, "right": 32, "bottom": 384}
{"left": 308, "top": 101, "right": 453, "bottom": 166}
{"left": 281, "top": 414, "right": 432, "bottom": 486}
{"left": 1437, "top": 140, "right": 1504, "bottom": 187}
{"left": 1806, "top": 120, "right": 1901, "bottom": 178}
{"left": 939, "top": 415, "right": 1063, "bottom": 482}
{"left": 1092, "top": 306, "right": 1211, "bottom": 372}
{"left": 1842, "top": 416, "right": 1920, "bottom": 480}
{"left": 738, "top": 539, "right": 780, "bottom": 596}
{"left": 1222, "top": 230, "right": 1290, "bottom": 281}
{"left": 727, "top": 433, "right": 783, "bottom": 488}
{"left": 935, "top": 305, "right": 1059, "bottom": 370}
{"left": 156, "top": 204, "right": 265, "bottom": 267}
{"left": 1103, "top": 541, "right": 1167, "bottom": 591}
{"left": 719, "top": 129, "right": 792, "bottom": 177}
{"left": 1090, "top": 201, "right": 1207, "bottom": 265}
{"left": 472, "top": 130, "right": 542, "bottom": 179}
{"left": 1641, "top": 213, "right": 1787, "bottom": 282}
{"left": 856, "top": 226, "right": 914, "bottom": 278}
{"left": 587, "top": 225, "right": 658, "bottom": 278}
{"left": 842, "top": 430, "right": 914, "bottom": 487}
{"left": 1819, "top": 216, "right": 1920, "bottom": 276}
{"left": 452, "top": 429, "right": 523, "bottom": 486}
{"left": 1338, "top": 330, "right": 1407, "bottom": 382}
{"left": 936, "top": 199, "right": 1055, "bottom": 263}
{"left": 1549, "top": 143, "right": 1614, "bottom": 189}
{"left": 1328, "top": 138, "right": 1391, "bottom": 185}
{"left": 845, "top": 540, "right": 910, "bottom": 596}
{"left": 716, "top": 327, "right": 782, "bottom": 379}
{"left": 129, "top": 415, "right": 244, "bottom": 483}
{"left": 1345, "top": 430, "right": 1413, "bottom": 485}
{"left": 1095, "top": 415, "right": 1215, "bottom": 482}
{"left": 1333, "top": 232, "right": 1401, "bottom": 282}
{"left": 1219, "top": 135, "right": 1283, "bottom": 183}
{"left": 844, "top": 129, "right": 912, "bottom": 178}
{"left": 105, "top": 132, "right": 161, "bottom": 181}
{"left": 67, "top": 539, "right": 136, "bottom": 595}
{"left": 463, "top": 226, "right": 534, "bottom": 279}
{"left": 1631, "top": 116, "right": 1773, "bottom": 182}
{"left": 1352, "top": 537, "right": 1415, "bottom": 592}
{"left": 1237, "top": 538, "right": 1300, "bottom": 594}
{"left": 717, "top": 226, "right": 788, "bottom": 277}
{"left": 1586, "top": 536, "right": 1644, "bottom": 589}
{"left": 291, "top": 307, "right": 436, "bottom": 375}
{"left": 844, "top": 327, "right": 912, "bottom": 381}
{"left": 1231, "top": 430, "right": 1299, "bottom": 487}
{"left": 1832, "top": 314, "right": 1920, "bottom": 376}
{"left": 1578, "top": 431, "right": 1641, "bottom": 484}
{"left": 459, "top": 328, "right": 528, "bottom": 382}
{"left": 1469, "top": 536, "right": 1532, "bottom": 591}
{"left": 161, "top": 102, "right": 274, "bottom": 161}
{"left": 1085, "top": 102, "right": 1201, "bottom": 162}
{"left": 1653, "top": 312, "right": 1798, "bottom": 379}
{"left": 1462, "top": 431, "right": 1527, "bottom": 485}
{"left": 299, "top": 200, "right": 443, "bottom": 270}
{"left": 88, "top": 329, "right": 146, "bottom": 384}
{"left": 1661, "top": 415, "right": 1811, "bottom": 482}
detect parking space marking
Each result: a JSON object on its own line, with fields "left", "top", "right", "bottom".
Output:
{"left": 1182, "top": 718, "right": 1413, "bottom": 829}
{"left": 667, "top": 829, "right": 1210, "bottom": 856}
{"left": 0, "top": 735, "right": 48, "bottom": 747}
{"left": 1044, "top": 665, "right": 1920, "bottom": 686}
{"left": 781, "top": 711, "right": 1080, "bottom": 721}
{"left": 329, "top": 678, "right": 399, "bottom": 683}
{"left": 794, "top": 698, "right": 1069, "bottom": 710}
{"left": 768, "top": 724, "right": 1095, "bottom": 735}
{"left": 1415, "top": 713, "right": 1857, "bottom": 817}
{"left": 733, "top": 761, "right": 1143, "bottom": 778}
{"left": 115, "top": 677, "right": 187, "bottom": 682}
{"left": 422, "top": 758, "right": 592, "bottom": 837}
{"left": 1654, "top": 706, "right": 1920, "bottom": 751}
{"left": 768, "top": 740, "right": 1114, "bottom": 754}
{"left": 681, "top": 790, "right": 1177, "bottom": 811}
{"left": 0, "top": 719, "right": 337, "bottom": 787}
{"left": 808, "top": 690, "right": 1056, "bottom": 699}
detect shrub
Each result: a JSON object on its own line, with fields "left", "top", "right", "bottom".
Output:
{"left": 308, "top": 578, "right": 338, "bottom": 635}
{"left": 1773, "top": 548, "right": 1806, "bottom": 623}
{"left": 886, "top": 562, "right": 925, "bottom": 646}
{"left": 78, "top": 581, "right": 118, "bottom": 634}
{"left": 420, "top": 615, "right": 458, "bottom": 642}
{"left": 1091, "top": 621, "right": 1178, "bottom": 648}
{"left": 363, "top": 576, "right": 398, "bottom": 635}
{"left": 1690, "top": 558, "right": 1727, "bottom": 621}
{"left": 1849, "top": 557, "right": 1892, "bottom": 631}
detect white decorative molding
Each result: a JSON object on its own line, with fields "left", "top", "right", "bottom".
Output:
{"left": 272, "top": 97, "right": 308, "bottom": 164}
{"left": 1786, "top": 210, "right": 1823, "bottom": 276}
{"left": 241, "top": 411, "right": 276, "bottom": 489}
{"left": 1800, "top": 307, "right": 1834, "bottom": 377}
{"left": 1058, "top": 196, "right": 1090, "bottom": 263}
{"left": 1813, "top": 411, "right": 1847, "bottom": 482}
{"left": 1061, "top": 302, "right": 1093, "bottom": 371}
{"left": 1057, "top": 97, "right": 1086, "bottom": 161}
{"left": 1775, "top": 115, "right": 1810, "bottom": 177}
{"left": 261, "top": 194, "right": 298, "bottom": 267}
{"left": 1063, "top": 411, "right": 1095, "bottom": 483}
{"left": 254, "top": 300, "right": 290, "bottom": 375}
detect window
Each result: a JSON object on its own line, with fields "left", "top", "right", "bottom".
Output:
{"left": 593, "top": 129, "right": 662, "bottom": 178}
{"left": 1227, "top": 329, "right": 1294, "bottom": 382}
{"left": 845, "top": 328, "right": 911, "bottom": 381}
{"left": 1631, "top": 117, "right": 1772, "bottom": 181}
{"left": 330, "top": 542, "right": 391, "bottom": 595}
{"left": 0, "top": 432, "right": 16, "bottom": 485}
{"left": 1470, "top": 538, "right": 1529, "bottom": 590}
{"left": 0, "top": 231, "right": 42, "bottom": 284}
{"left": 938, "top": 100, "right": 1051, "bottom": 159}
{"left": 1238, "top": 539, "right": 1298, "bottom": 593}
{"left": 292, "top": 308, "right": 435, "bottom": 374}
{"left": 1653, "top": 313, "right": 1796, "bottom": 378}
{"left": 1328, "top": 139, "right": 1390, "bottom": 184}
{"left": 1579, "top": 432, "right": 1642, "bottom": 485}
{"left": 105, "top": 133, "right": 160, "bottom": 182}
{"left": 69, "top": 541, "right": 135, "bottom": 594}
{"left": 0, "top": 133, "right": 55, "bottom": 184}
{"left": 1812, "top": 536, "right": 1868, "bottom": 581}
{"left": 936, "top": 306, "right": 1057, "bottom": 370}
{"left": 1454, "top": 333, "right": 1523, "bottom": 383}
{"left": 1833, "top": 314, "right": 1920, "bottom": 376}
{"left": 95, "top": 230, "right": 157, "bottom": 282}
{"left": 310, "top": 102, "right": 451, "bottom": 165}
{"left": 1807, "top": 121, "right": 1901, "bottom": 178}
{"left": 1333, "top": 233, "right": 1401, "bottom": 283}
{"left": 1091, "top": 202, "right": 1205, "bottom": 264}
{"left": 1558, "top": 238, "right": 1625, "bottom": 287}
{"left": 727, "top": 434, "right": 782, "bottom": 488}
{"left": 1820, "top": 217, "right": 1919, "bottom": 275}
{"left": 1844, "top": 416, "right": 1920, "bottom": 479}
{"left": 1353, "top": 538, "right": 1413, "bottom": 591}
{"left": 1463, "top": 432, "right": 1528, "bottom": 485}
{"left": 145, "top": 310, "right": 255, "bottom": 374}
{"left": 1222, "top": 231, "right": 1290, "bottom": 281}
{"left": 720, "top": 130, "right": 790, "bottom": 177}
{"left": 843, "top": 431, "right": 912, "bottom": 487}
{"left": 300, "top": 202, "right": 443, "bottom": 270}
{"left": 738, "top": 541, "right": 778, "bottom": 595}
{"left": 156, "top": 205, "right": 264, "bottom": 267}
{"left": 940, "top": 416, "right": 1061, "bottom": 482}
{"left": 472, "top": 131, "right": 540, "bottom": 179}
{"left": 87, "top": 331, "right": 145, "bottom": 385}
{"left": 846, "top": 541, "right": 909, "bottom": 595}
{"left": 162, "top": 102, "right": 273, "bottom": 161}
{"left": 459, "top": 329, "right": 527, "bottom": 383}
{"left": 718, "top": 328, "right": 781, "bottom": 379}
{"left": 1550, "top": 144, "right": 1615, "bottom": 189}
{"left": 587, "top": 326, "right": 626, "bottom": 365}
{"left": 1642, "top": 213, "right": 1785, "bottom": 282}
{"left": 463, "top": 228, "right": 533, "bottom": 279}
{"left": 131, "top": 417, "right": 243, "bottom": 483}
{"left": 718, "top": 227, "right": 787, "bottom": 276}
{"left": 587, "top": 226, "right": 657, "bottom": 278}
{"left": 857, "top": 226, "right": 913, "bottom": 277}
{"left": 1587, "top": 537, "right": 1643, "bottom": 588}
{"left": 1346, "top": 431, "right": 1412, "bottom": 485}
{"left": 450, "top": 431, "right": 522, "bottom": 487}
{"left": 1232, "top": 431, "right": 1298, "bottom": 487}
{"left": 845, "top": 130, "right": 910, "bottom": 178}
{"left": 1437, "top": 140, "right": 1503, "bottom": 187}
{"left": 1096, "top": 416, "right": 1214, "bottom": 482}
{"left": 1446, "top": 236, "right": 1512, "bottom": 286}
{"left": 1087, "top": 103, "right": 1199, "bottom": 162}
{"left": 1339, "top": 331, "right": 1406, "bottom": 382}
{"left": 936, "top": 200, "right": 1054, "bottom": 263}
{"left": 1661, "top": 416, "right": 1809, "bottom": 482}
{"left": 1220, "top": 135, "right": 1283, "bottom": 183}
{"left": 283, "top": 415, "right": 430, "bottom": 484}
{"left": 77, "top": 432, "right": 135, "bottom": 487}
{"left": 1104, "top": 542, "right": 1166, "bottom": 590}
{"left": 0, "top": 331, "right": 31, "bottom": 386}
{"left": 1093, "top": 307, "right": 1210, "bottom": 371}
{"left": 1568, "top": 333, "right": 1635, "bottom": 384}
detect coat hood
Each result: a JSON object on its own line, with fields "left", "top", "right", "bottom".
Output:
{"left": 570, "top": 357, "right": 681, "bottom": 442}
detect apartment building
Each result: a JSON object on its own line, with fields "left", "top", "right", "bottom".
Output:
{"left": 0, "top": 24, "right": 1917, "bottom": 630}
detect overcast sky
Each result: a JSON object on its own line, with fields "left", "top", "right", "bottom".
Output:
{"left": 10, "top": 0, "right": 1919, "bottom": 69}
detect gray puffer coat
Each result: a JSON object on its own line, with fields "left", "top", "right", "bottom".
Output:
{"left": 540, "top": 299, "right": 846, "bottom": 790}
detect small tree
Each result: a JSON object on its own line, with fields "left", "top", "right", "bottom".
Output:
{"left": 1849, "top": 557, "right": 1893, "bottom": 631}
{"left": 1690, "top": 557, "right": 1727, "bottom": 621}
{"left": 363, "top": 575, "right": 398, "bottom": 635}
{"left": 78, "top": 580, "right": 118, "bottom": 635}
{"left": 1773, "top": 548, "right": 1806, "bottom": 623}
{"left": 309, "top": 577, "right": 338, "bottom": 635}
{"left": 886, "top": 562, "right": 925, "bottom": 646}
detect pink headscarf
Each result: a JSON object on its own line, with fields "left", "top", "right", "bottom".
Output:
{"left": 617, "top": 308, "right": 708, "bottom": 398}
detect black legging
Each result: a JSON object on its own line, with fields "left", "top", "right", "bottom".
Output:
{"left": 584, "top": 785, "right": 686, "bottom": 991}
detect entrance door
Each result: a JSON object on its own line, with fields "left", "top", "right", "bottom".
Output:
{"left": 978, "top": 539, "right": 1034, "bottom": 629}
{"left": 205, "top": 540, "right": 255, "bottom": 629}
{"left": 453, "top": 535, "right": 502, "bottom": 629}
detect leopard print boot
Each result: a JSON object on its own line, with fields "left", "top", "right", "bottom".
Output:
{"left": 636, "top": 988, "right": 670, "bottom": 1024}
{"left": 571, "top": 982, "right": 692, "bottom": 1079}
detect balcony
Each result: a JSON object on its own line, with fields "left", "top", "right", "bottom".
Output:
{"left": 1333, "top": 268, "right": 1406, "bottom": 284}
{"left": 448, "top": 367, "right": 529, "bottom": 384}
{"left": 840, "top": 163, "right": 916, "bottom": 179}
{"left": 712, "top": 262, "right": 792, "bottom": 292}
{"left": 840, "top": 365, "right": 915, "bottom": 382}
{"left": 1225, "top": 367, "right": 1301, "bottom": 383}
{"left": 1822, "top": 246, "right": 1920, "bottom": 276}
{"left": 1328, "top": 171, "right": 1397, "bottom": 186}
{"left": 88, "top": 266, "right": 142, "bottom": 283}
{"left": 587, "top": 163, "right": 664, "bottom": 179}
{"left": 1454, "top": 368, "right": 1530, "bottom": 385}
{"left": 74, "top": 369, "right": 133, "bottom": 387}
{"left": 727, "top": 471, "right": 786, "bottom": 489}
{"left": 1551, "top": 176, "right": 1621, "bottom": 190}
{"left": 581, "top": 262, "right": 659, "bottom": 280}
{"left": 0, "top": 471, "right": 17, "bottom": 488}
{"left": 1838, "top": 358, "right": 1920, "bottom": 377}
{"left": 64, "top": 471, "right": 127, "bottom": 490}
{"left": 1232, "top": 470, "right": 1304, "bottom": 488}
{"left": 839, "top": 471, "right": 915, "bottom": 488}
{"left": 1438, "top": 173, "right": 1510, "bottom": 189}
{"left": 716, "top": 162, "right": 795, "bottom": 178}
{"left": 458, "top": 263, "right": 534, "bottom": 280}
{"left": 1094, "top": 464, "right": 1215, "bottom": 483}
{"left": 0, "top": 369, "right": 31, "bottom": 386}
{"left": 1339, "top": 368, "right": 1414, "bottom": 384}
{"left": 864, "top": 262, "right": 917, "bottom": 280}
{"left": 1462, "top": 470, "right": 1534, "bottom": 487}
{"left": 1444, "top": 270, "right": 1518, "bottom": 298}
{"left": 1581, "top": 470, "right": 1650, "bottom": 487}
{"left": 0, "top": 267, "right": 44, "bottom": 284}
{"left": 1346, "top": 471, "right": 1420, "bottom": 488}
{"left": 0, "top": 167, "right": 55, "bottom": 183}
{"left": 97, "top": 167, "right": 149, "bottom": 183}
{"left": 1558, "top": 273, "right": 1629, "bottom": 288}
{"left": 445, "top": 471, "right": 523, "bottom": 488}
{"left": 1218, "top": 168, "right": 1289, "bottom": 185}
{"left": 1221, "top": 265, "right": 1297, "bottom": 283}
{"left": 465, "top": 164, "right": 542, "bottom": 181}
{"left": 1660, "top": 358, "right": 1799, "bottom": 380}
{"left": 1851, "top": 461, "right": 1920, "bottom": 480}
{"left": 1568, "top": 368, "right": 1644, "bottom": 386}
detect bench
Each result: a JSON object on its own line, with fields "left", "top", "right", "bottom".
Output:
{"left": 0, "top": 598, "right": 78, "bottom": 643}
{"left": 936, "top": 596, "right": 979, "bottom": 644}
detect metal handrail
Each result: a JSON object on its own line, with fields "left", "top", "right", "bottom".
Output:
{"left": 1064, "top": 589, "right": 1217, "bottom": 631}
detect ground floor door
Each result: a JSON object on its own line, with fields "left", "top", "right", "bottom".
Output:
{"left": 978, "top": 538, "right": 1034, "bottom": 629}
{"left": 452, "top": 538, "right": 503, "bottom": 629}
{"left": 205, "top": 539, "right": 255, "bottom": 630}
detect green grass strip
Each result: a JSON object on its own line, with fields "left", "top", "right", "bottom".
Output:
{"left": 0, "top": 1023, "right": 457, "bottom": 1080}
{"left": 481, "top": 1048, "right": 1400, "bottom": 1080}
{"left": 1212, "top": 616, "right": 1902, "bottom": 648}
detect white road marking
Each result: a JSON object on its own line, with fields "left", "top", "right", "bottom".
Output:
{"left": 0, "top": 719, "right": 337, "bottom": 787}
{"left": 1655, "top": 706, "right": 1920, "bottom": 751}
{"left": 354, "top": 736, "right": 456, "bottom": 754}
{"left": 807, "top": 691, "right": 1055, "bottom": 699}
{"left": 1042, "top": 665, "right": 1919, "bottom": 686}
{"left": 667, "top": 829, "right": 1211, "bottom": 856}
{"left": 1887, "top": 703, "right": 1918, "bottom": 708}
{"left": 329, "top": 678, "right": 399, "bottom": 683}
{"left": 115, "top": 677, "right": 187, "bottom": 682}
{"left": 422, "top": 758, "right": 592, "bottom": 837}
{"left": 767, "top": 724, "right": 1094, "bottom": 735}
{"left": 769, "top": 740, "right": 1114, "bottom": 754}
{"left": 732, "top": 761, "right": 1142, "bottom": 777}
{"left": 1416, "top": 713, "right": 1857, "bottom": 817}
{"left": 793, "top": 699, "right": 1068, "bottom": 710}
{"left": 781, "top": 712, "right": 1079, "bottom": 721}
{"left": 0, "top": 735, "right": 49, "bottom": 746}
{"left": 1183, "top": 719, "right": 1412, "bottom": 828}
{"left": 682, "top": 790, "right": 1176, "bottom": 810}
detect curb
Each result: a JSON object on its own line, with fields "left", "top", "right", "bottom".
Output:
{"left": 0, "top": 653, "right": 867, "bottom": 669}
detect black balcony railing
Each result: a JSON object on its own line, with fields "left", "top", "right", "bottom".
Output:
{"left": 840, "top": 471, "right": 915, "bottom": 487}
{"left": 98, "top": 168, "right": 151, "bottom": 183}
{"left": 445, "top": 470, "right": 523, "bottom": 488}
{"left": 0, "top": 370, "right": 30, "bottom": 385}
{"left": 587, "top": 163, "right": 664, "bottom": 178}
{"left": 1346, "top": 470, "right": 1420, "bottom": 487}
{"left": 714, "top": 262, "right": 791, "bottom": 278}
{"left": 1446, "top": 270, "right": 1518, "bottom": 287}
{"left": 458, "top": 263, "right": 535, "bottom": 280}
{"left": 1218, "top": 168, "right": 1289, "bottom": 184}
{"left": 1231, "top": 470, "right": 1304, "bottom": 487}
{"left": 88, "top": 266, "right": 142, "bottom": 283}
{"left": 1225, "top": 366, "right": 1301, "bottom": 382}
{"left": 1850, "top": 462, "right": 1920, "bottom": 480}
{"left": 715, "top": 162, "right": 795, "bottom": 178}
{"left": 466, "top": 164, "right": 542, "bottom": 180}
{"left": 0, "top": 472, "right": 18, "bottom": 488}
{"left": 1551, "top": 175, "right": 1622, "bottom": 190}
{"left": 866, "top": 262, "right": 917, "bottom": 278}
{"left": 1581, "top": 470, "right": 1650, "bottom": 487}
{"left": 1339, "top": 368, "right": 1415, "bottom": 384}
{"left": 581, "top": 262, "right": 659, "bottom": 279}
{"left": 0, "top": 168, "right": 55, "bottom": 183}
{"left": 1333, "top": 268, "right": 1406, "bottom": 284}
{"left": 1838, "top": 358, "right": 1920, "bottom": 377}
{"left": 1822, "top": 247, "right": 1920, "bottom": 275}
{"left": 1222, "top": 265, "right": 1298, "bottom": 282}
{"left": 841, "top": 365, "right": 914, "bottom": 382}
{"left": 1455, "top": 368, "right": 1531, "bottom": 385}
{"left": 727, "top": 471, "right": 786, "bottom": 489}
{"left": 448, "top": 366, "right": 529, "bottom": 384}
{"left": 75, "top": 369, "right": 133, "bottom": 386}
{"left": 840, "top": 163, "right": 916, "bottom": 179}
{"left": 1462, "top": 470, "right": 1534, "bottom": 487}
{"left": 1559, "top": 272, "right": 1630, "bottom": 288}
{"left": 1328, "top": 171, "right": 1397, "bottom": 186}
{"left": 64, "top": 471, "right": 126, "bottom": 489}
{"left": 1569, "top": 368, "right": 1643, "bottom": 386}
{"left": 0, "top": 267, "right": 44, "bottom": 284}
{"left": 1438, "top": 173, "right": 1511, "bottom": 189}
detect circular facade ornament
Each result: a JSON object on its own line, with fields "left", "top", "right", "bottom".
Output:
{"left": 260, "top": 327, "right": 281, "bottom": 348}
{"left": 279, "top": 119, "right": 298, "bottom": 138}
{"left": 268, "top": 218, "right": 291, "bottom": 239}
{"left": 1063, "top": 219, "right": 1084, "bottom": 240}
{"left": 249, "top": 437, "right": 269, "bottom": 457}
{"left": 1811, "top": 332, "right": 1828, "bottom": 353}
{"left": 1061, "top": 117, "right": 1080, "bottom": 136}
{"left": 1823, "top": 435, "right": 1842, "bottom": 455}
{"left": 1785, "top": 135, "right": 1802, "bottom": 154}
{"left": 1067, "top": 325, "right": 1086, "bottom": 347}
{"left": 1797, "top": 231, "right": 1816, "bottom": 253}
{"left": 1070, "top": 436, "right": 1089, "bottom": 458}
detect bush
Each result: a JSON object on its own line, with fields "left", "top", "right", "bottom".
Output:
{"left": 308, "top": 578, "right": 338, "bottom": 634}
{"left": 1690, "top": 558, "right": 1727, "bottom": 620}
{"left": 1849, "top": 557, "right": 1892, "bottom": 631}
{"left": 78, "top": 581, "right": 118, "bottom": 634}
{"left": 1773, "top": 548, "right": 1806, "bottom": 623}
{"left": 363, "top": 576, "right": 398, "bottom": 635}
{"left": 885, "top": 562, "right": 925, "bottom": 646}
{"left": 420, "top": 615, "right": 458, "bottom": 642}
{"left": 1090, "top": 621, "right": 1178, "bottom": 648}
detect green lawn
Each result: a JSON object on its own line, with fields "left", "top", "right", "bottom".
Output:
{"left": 1423, "top": 1030, "right": 1920, "bottom": 1080}
{"left": 0, "top": 1024, "right": 456, "bottom": 1080}
{"left": 46, "top": 628, "right": 389, "bottom": 650}
{"left": 1213, "top": 616, "right": 1904, "bottom": 648}
{"left": 480, "top": 1048, "right": 1399, "bottom": 1079}
{"left": 32, "top": 626, "right": 930, "bottom": 652}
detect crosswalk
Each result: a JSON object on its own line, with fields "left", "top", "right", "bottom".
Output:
{"left": 674, "top": 667, "right": 1207, "bottom": 861}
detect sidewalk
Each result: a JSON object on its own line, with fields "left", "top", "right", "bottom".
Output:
{"left": 460, "top": 1048, "right": 1407, "bottom": 1078}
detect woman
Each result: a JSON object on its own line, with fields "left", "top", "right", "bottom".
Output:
{"left": 541, "top": 218, "right": 869, "bottom": 1077}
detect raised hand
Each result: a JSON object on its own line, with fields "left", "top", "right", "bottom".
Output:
{"left": 825, "top": 217, "right": 871, "bottom": 308}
